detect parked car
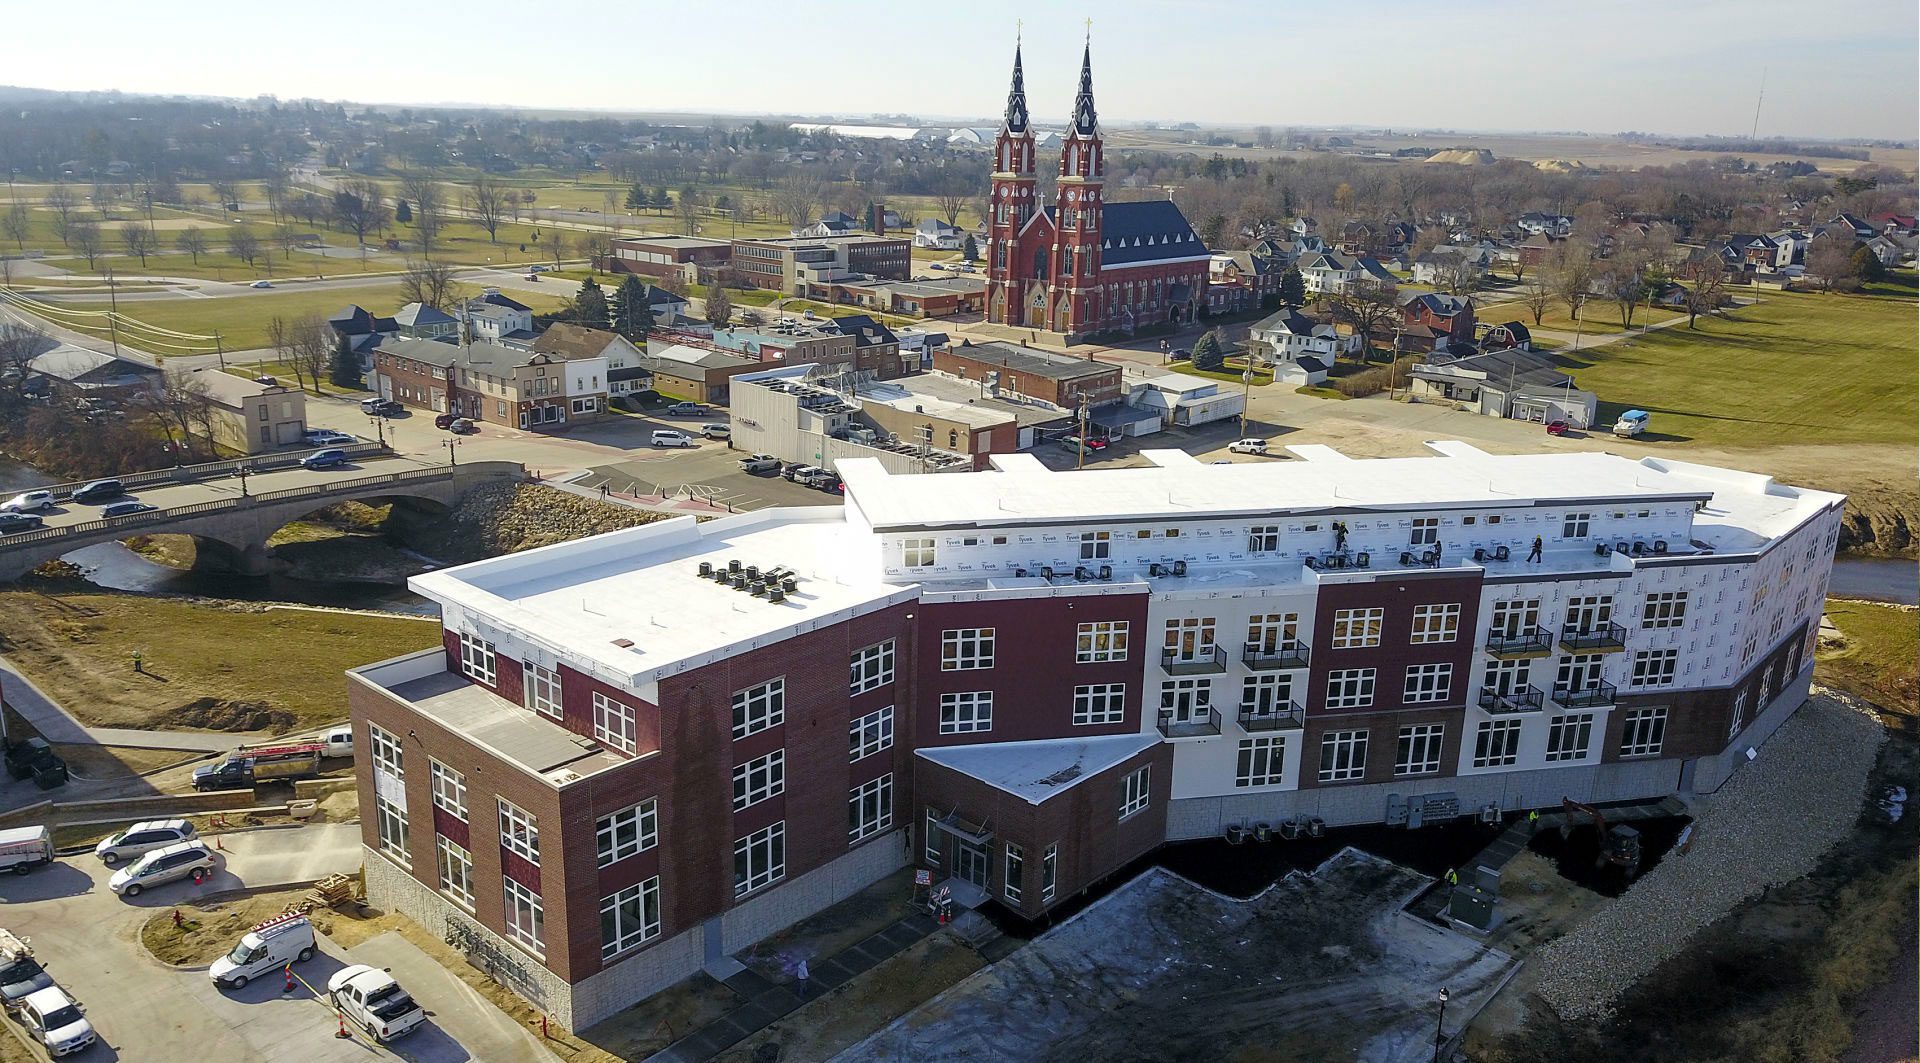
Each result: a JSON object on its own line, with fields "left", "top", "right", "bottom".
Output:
{"left": 303, "top": 429, "right": 354, "bottom": 446}
{"left": 433, "top": 413, "right": 455, "bottom": 430}
{"left": 0, "top": 930, "right": 53, "bottom": 1012}
{"left": 802, "top": 469, "right": 842, "bottom": 492}
{"left": 299, "top": 449, "right": 348, "bottom": 469}
{"left": 17, "top": 986, "right": 94, "bottom": 1057}
{"left": 1168, "top": 348, "right": 1192, "bottom": 361}
{"left": 249, "top": 280, "right": 273, "bottom": 289}
{"left": 664, "top": 402, "right": 705, "bottom": 416}
{"left": 108, "top": 840, "right": 216, "bottom": 896}
{"left": 737, "top": 454, "right": 781, "bottom": 474}
{"left": 93, "top": 819, "right": 198, "bottom": 867}
{"left": 782, "top": 464, "right": 818, "bottom": 483}
{"left": 210, "top": 913, "right": 316, "bottom": 990}
{"left": 100, "top": 501, "right": 157, "bottom": 518}
{"left": 1059, "top": 434, "right": 1107, "bottom": 451}
{"left": 1228, "top": 438, "right": 1269, "bottom": 455}
{"left": 360, "top": 398, "right": 403, "bottom": 417}
{"left": 0, "top": 491, "right": 53, "bottom": 513}
{"left": 448, "top": 418, "right": 476, "bottom": 434}
{"left": 329, "top": 965, "right": 427, "bottom": 1043}
{"left": 699, "top": 422, "right": 731, "bottom": 440}
{"left": 0, "top": 826, "right": 53, "bottom": 876}
{"left": 1546, "top": 420, "right": 1569, "bottom": 436}
{"left": 321, "top": 725, "right": 354, "bottom": 759}
{"left": 70, "top": 479, "right": 125, "bottom": 503}
{"left": 1613, "top": 409, "right": 1649, "bottom": 438}
{"left": 649, "top": 429, "right": 694, "bottom": 448}
{"left": 0, "top": 512, "right": 45, "bottom": 534}
{"left": 528, "top": 264, "right": 553, "bottom": 273}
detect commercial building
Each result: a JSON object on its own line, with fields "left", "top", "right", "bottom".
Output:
{"left": 931, "top": 341, "right": 1123, "bottom": 411}
{"left": 351, "top": 443, "right": 1837, "bottom": 1030}
{"left": 727, "top": 364, "right": 977, "bottom": 475}
{"left": 639, "top": 343, "right": 763, "bottom": 405}
{"left": 731, "top": 235, "right": 912, "bottom": 295}
{"left": 369, "top": 337, "right": 608, "bottom": 430}
{"left": 189, "top": 372, "right": 308, "bottom": 453}
{"left": 596, "top": 235, "right": 734, "bottom": 283}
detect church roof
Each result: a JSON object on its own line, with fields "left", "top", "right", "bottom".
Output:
{"left": 1069, "top": 41, "right": 1099, "bottom": 137}
{"left": 1091, "top": 201, "right": 1208, "bottom": 267}
{"left": 1003, "top": 42, "right": 1030, "bottom": 134}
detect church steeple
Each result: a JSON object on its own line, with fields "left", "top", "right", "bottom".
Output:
{"left": 1002, "top": 39, "right": 1029, "bottom": 134}
{"left": 1070, "top": 38, "right": 1098, "bottom": 137}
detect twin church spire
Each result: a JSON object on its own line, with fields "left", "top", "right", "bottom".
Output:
{"left": 999, "top": 32, "right": 1098, "bottom": 140}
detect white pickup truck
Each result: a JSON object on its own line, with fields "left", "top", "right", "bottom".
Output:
{"left": 328, "top": 965, "right": 426, "bottom": 1043}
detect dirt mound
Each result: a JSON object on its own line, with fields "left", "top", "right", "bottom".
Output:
{"left": 160, "top": 697, "right": 294, "bottom": 733}
{"left": 1424, "top": 148, "right": 1496, "bottom": 165}
{"left": 402, "top": 481, "right": 669, "bottom": 564}
{"left": 1836, "top": 486, "right": 1918, "bottom": 557}
{"left": 1534, "top": 158, "right": 1588, "bottom": 173}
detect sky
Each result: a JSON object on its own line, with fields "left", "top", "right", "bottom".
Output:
{"left": 7, "top": 0, "right": 1917, "bottom": 141}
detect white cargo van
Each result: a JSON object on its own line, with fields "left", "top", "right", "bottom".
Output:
{"left": 210, "top": 912, "right": 317, "bottom": 989}
{"left": 0, "top": 826, "right": 52, "bottom": 876}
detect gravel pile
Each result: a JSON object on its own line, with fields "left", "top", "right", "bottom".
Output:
{"left": 411, "top": 481, "right": 669, "bottom": 563}
{"left": 1532, "top": 689, "right": 1885, "bottom": 1020}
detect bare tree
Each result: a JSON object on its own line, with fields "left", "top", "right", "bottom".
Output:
{"left": 1520, "top": 280, "right": 1556, "bottom": 326}
{"left": 43, "top": 185, "right": 78, "bottom": 246}
{"left": 1328, "top": 278, "right": 1398, "bottom": 362}
{"left": 1545, "top": 244, "right": 1595, "bottom": 320}
{"left": 208, "top": 179, "right": 241, "bottom": 212}
{"left": 332, "top": 179, "right": 382, "bottom": 247}
{"left": 175, "top": 227, "right": 208, "bottom": 264}
{"left": 704, "top": 285, "right": 733, "bottom": 327}
{"left": 602, "top": 188, "right": 620, "bottom": 216}
{"left": 1, "top": 202, "right": 29, "bottom": 249}
{"left": 678, "top": 197, "right": 701, "bottom": 236}
{"left": 289, "top": 315, "right": 332, "bottom": 393}
{"left": 272, "top": 225, "right": 302, "bottom": 261}
{"left": 1434, "top": 255, "right": 1481, "bottom": 296}
{"left": 151, "top": 373, "right": 220, "bottom": 457}
{"left": 0, "top": 322, "right": 47, "bottom": 394}
{"left": 1805, "top": 235, "right": 1856, "bottom": 293}
{"left": 575, "top": 232, "right": 612, "bottom": 269}
{"left": 469, "top": 177, "right": 510, "bottom": 243}
{"left": 398, "top": 257, "right": 458, "bottom": 310}
{"left": 935, "top": 180, "right": 968, "bottom": 226}
{"left": 266, "top": 315, "right": 302, "bottom": 391}
{"left": 118, "top": 223, "right": 158, "bottom": 268}
{"left": 771, "top": 175, "right": 822, "bottom": 228}
{"left": 262, "top": 166, "right": 291, "bottom": 228}
{"left": 1676, "top": 254, "right": 1726, "bottom": 329}
{"left": 540, "top": 228, "right": 568, "bottom": 269}
{"left": 227, "top": 226, "right": 262, "bottom": 268}
{"left": 399, "top": 170, "right": 443, "bottom": 252}
{"left": 68, "top": 220, "right": 104, "bottom": 270}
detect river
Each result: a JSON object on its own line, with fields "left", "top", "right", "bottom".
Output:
{"left": 1828, "top": 557, "right": 1919, "bottom": 606}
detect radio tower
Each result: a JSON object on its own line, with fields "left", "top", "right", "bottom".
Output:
{"left": 1750, "top": 67, "right": 1766, "bottom": 139}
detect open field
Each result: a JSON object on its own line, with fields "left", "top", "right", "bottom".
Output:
{"left": 1820, "top": 600, "right": 1919, "bottom": 713}
{"left": 1552, "top": 282, "right": 1919, "bottom": 450}
{"left": 1473, "top": 297, "right": 1688, "bottom": 335}
{"left": 0, "top": 589, "right": 438, "bottom": 733}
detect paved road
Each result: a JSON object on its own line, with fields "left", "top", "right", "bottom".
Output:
{"left": 351, "top": 931, "right": 557, "bottom": 1063}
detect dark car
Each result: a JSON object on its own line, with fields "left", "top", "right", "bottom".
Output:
{"left": 1168, "top": 348, "right": 1192, "bottom": 361}
{"left": 0, "top": 513, "right": 44, "bottom": 534}
{"left": 100, "top": 501, "right": 157, "bottom": 518}
{"left": 300, "top": 449, "right": 348, "bottom": 469}
{"left": 448, "top": 418, "right": 476, "bottom": 434}
{"left": 433, "top": 413, "right": 455, "bottom": 430}
{"left": 70, "top": 479, "right": 125, "bottom": 503}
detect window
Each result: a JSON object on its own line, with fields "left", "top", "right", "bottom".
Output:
{"left": 903, "top": 537, "right": 936, "bottom": 567}
{"left": 734, "top": 822, "right": 785, "bottom": 897}
{"left": 1076, "top": 621, "right": 1130, "bottom": 663}
{"left": 1546, "top": 713, "right": 1594, "bottom": 762}
{"left": 1247, "top": 613, "right": 1300, "bottom": 653}
{"left": 436, "top": 837, "right": 472, "bottom": 907}
{"left": 1641, "top": 591, "right": 1689, "bottom": 629}
{"left": 1325, "top": 668, "right": 1376, "bottom": 710}
{"left": 375, "top": 794, "right": 408, "bottom": 863}
{"left": 1160, "top": 678, "right": 1210, "bottom": 721}
{"left": 1163, "top": 617, "right": 1217, "bottom": 659}
{"left": 1621, "top": 707, "right": 1668, "bottom": 757}
{"left": 849, "top": 640, "right": 896, "bottom": 694}
{"left": 571, "top": 397, "right": 597, "bottom": 415}
{"left": 1319, "top": 730, "right": 1369, "bottom": 782}
{"left": 850, "top": 705, "right": 894, "bottom": 761}
{"left": 1410, "top": 517, "right": 1439, "bottom": 546}
{"left": 523, "top": 661, "right": 562, "bottom": 718}
{"left": 733, "top": 750, "right": 786, "bottom": 811}
{"left": 458, "top": 632, "right": 496, "bottom": 685}
{"left": 1330, "top": 608, "right": 1384, "bottom": 649}
{"left": 600, "top": 878, "right": 661, "bottom": 959}
{"left": 941, "top": 628, "right": 996, "bottom": 670}
{"left": 1564, "top": 595, "right": 1614, "bottom": 632}
{"left": 1489, "top": 598, "right": 1541, "bottom": 637}
{"left": 596, "top": 800, "right": 658, "bottom": 867}
{"left": 429, "top": 761, "right": 467, "bottom": 820}
{"left": 1236, "top": 736, "right": 1286, "bottom": 787}
{"left": 732, "top": 678, "right": 785, "bottom": 740}
{"left": 1042, "top": 844, "right": 1058, "bottom": 901}
{"left": 1728, "top": 690, "right": 1750, "bottom": 740}
{"left": 1557, "top": 653, "right": 1605, "bottom": 693}
{"left": 1403, "top": 663, "right": 1453, "bottom": 705}
{"left": 1410, "top": 604, "right": 1461, "bottom": 644}
{"left": 939, "top": 691, "right": 993, "bottom": 734}
{"left": 1248, "top": 524, "right": 1281, "bottom": 553}
{"left": 1396, "top": 724, "right": 1445, "bottom": 776}
{"left": 1484, "top": 657, "right": 1532, "bottom": 695}
{"left": 593, "top": 692, "right": 637, "bottom": 754}
{"left": 502, "top": 878, "right": 545, "bottom": 955}
{"left": 1562, "top": 512, "right": 1592, "bottom": 538}
{"left": 925, "top": 809, "right": 941, "bottom": 862}
{"left": 1078, "top": 531, "right": 1111, "bottom": 560}
{"left": 1473, "top": 719, "right": 1523, "bottom": 768}
{"left": 369, "top": 723, "right": 404, "bottom": 781}
{"left": 1073, "top": 683, "right": 1127, "bottom": 726}
{"left": 848, "top": 774, "right": 894, "bottom": 842}
{"left": 497, "top": 799, "right": 540, "bottom": 864}
{"left": 1630, "top": 649, "right": 1679, "bottom": 688}
{"left": 1242, "top": 673, "right": 1294, "bottom": 714}
{"left": 1119, "top": 765, "right": 1151, "bottom": 820}
{"left": 1004, "top": 843, "right": 1024, "bottom": 904}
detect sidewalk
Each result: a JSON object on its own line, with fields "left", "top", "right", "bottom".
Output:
{"left": 1, "top": 657, "right": 237, "bottom": 752}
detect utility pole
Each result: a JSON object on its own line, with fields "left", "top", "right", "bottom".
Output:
{"left": 214, "top": 330, "right": 226, "bottom": 370}
{"left": 1075, "top": 393, "right": 1090, "bottom": 471}
{"left": 105, "top": 269, "right": 122, "bottom": 359}
{"left": 1238, "top": 354, "right": 1254, "bottom": 435}
{"left": 1750, "top": 67, "right": 1767, "bottom": 140}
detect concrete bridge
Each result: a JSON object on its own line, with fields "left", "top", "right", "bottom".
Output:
{"left": 0, "top": 450, "right": 523, "bottom": 581}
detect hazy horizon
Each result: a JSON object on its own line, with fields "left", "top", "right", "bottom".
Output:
{"left": 8, "top": 0, "right": 1916, "bottom": 142}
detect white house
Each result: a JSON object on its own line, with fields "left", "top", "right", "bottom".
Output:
{"left": 1247, "top": 308, "right": 1354, "bottom": 385}
{"left": 914, "top": 218, "right": 963, "bottom": 250}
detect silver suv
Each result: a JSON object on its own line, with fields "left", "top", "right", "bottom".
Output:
{"left": 94, "top": 818, "right": 198, "bottom": 867}
{"left": 109, "top": 840, "right": 216, "bottom": 897}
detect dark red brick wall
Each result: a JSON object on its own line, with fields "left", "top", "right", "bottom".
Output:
{"left": 1296, "top": 705, "right": 1466, "bottom": 790}
{"left": 373, "top": 351, "right": 450, "bottom": 411}
{"left": 930, "top": 348, "right": 1121, "bottom": 408}
{"left": 1604, "top": 619, "right": 1810, "bottom": 763}
{"left": 1305, "top": 571, "right": 1483, "bottom": 718}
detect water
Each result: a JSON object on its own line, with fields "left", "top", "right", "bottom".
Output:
{"left": 63, "top": 541, "right": 438, "bottom": 616}
{"left": 1829, "top": 557, "right": 1918, "bottom": 605}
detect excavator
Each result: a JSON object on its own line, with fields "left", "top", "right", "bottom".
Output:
{"left": 1561, "top": 798, "right": 1643, "bottom": 878}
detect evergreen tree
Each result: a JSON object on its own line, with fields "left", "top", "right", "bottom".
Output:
{"left": 611, "top": 275, "right": 650, "bottom": 339}
{"left": 651, "top": 187, "right": 671, "bottom": 214}
{"left": 1279, "top": 267, "right": 1307, "bottom": 307}
{"left": 1191, "top": 329, "right": 1224, "bottom": 371}
{"left": 571, "top": 277, "right": 610, "bottom": 328}
{"left": 962, "top": 234, "right": 980, "bottom": 262}
{"left": 624, "top": 184, "right": 647, "bottom": 211}
{"left": 329, "top": 334, "right": 364, "bottom": 389}
{"left": 1850, "top": 245, "right": 1888, "bottom": 284}
{"left": 394, "top": 198, "right": 412, "bottom": 224}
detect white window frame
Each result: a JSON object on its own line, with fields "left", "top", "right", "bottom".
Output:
{"left": 1163, "top": 617, "right": 1218, "bottom": 659}
{"left": 1325, "top": 668, "right": 1376, "bottom": 710}
{"left": 1078, "top": 531, "right": 1111, "bottom": 559}
{"left": 523, "top": 661, "right": 562, "bottom": 719}
{"left": 849, "top": 705, "right": 895, "bottom": 761}
{"left": 1330, "top": 607, "right": 1384, "bottom": 649}
{"left": 941, "top": 628, "right": 996, "bottom": 671}
{"left": 732, "top": 677, "right": 785, "bottom": 740}
{"left": 1004, "top": 843, "right": 1024, "bottom": 904}
{"left": 925, "top": 809, "right": 941, "bottom": 863}
{"left": 435, "top": 836, "right": 472, "bottom": 908}
{"left": 1041, "top": 843, "right": 1058, "bottom": 901}
{"left": 902, "top": 537, "right": 936, "bottom": 567}
{"left": 1410, "top": 603, "right": 1462, "bottom": 644}
{"left": 1562, "top": 512, "right": 1592, "bottom": 538}
{"left": 1489, "top": 598, "right": 1541, "bottom": 637}
{"left": 1075, "top": 621, "right": 1130, "bottom": 663}
{"left": 939, "top": 691, "right": 993, "bottom": 734}
{"left": 375, "top": 795, "right": 408, "bottom": 863}
{"left": 1242, "top": 672, "right": 1294, "bottom": 715}
{"left": 497, "top": 799, "right": 540, "bottom": 864}
{"left": 734, "top": 822, "right": 786, "bottom": 897}
{"left": 1235, "top": 735, "right": 1286, "bottom": 787}
{"left": 1247, "top": 613, "right": 1300, "bottom": 652}
{"left": 1248, "top": 524, "right": 1280, "bottom": 553}
{"left": 369, "top": 723, "right": 404, "bottom": 780}
{"left": 1728, "top": 690, "right": 1750, "bottom": 740}
{"left": 1319, "top": 729, "right": 1369, "bottom": 782}
{"left": 502, "top": 877, "right": 545, "bottom": 955}
{"left": 1403, "top": 663, "right": 1453, "bottom": 705}
{"left": 1630, "top": 648, "right": 1679, "bottom": 688}
{"left": 1119, "top": 765, "right": 1151, "bottom": 820}
{"left": 732, "top": 750, "right": 786, "bottom": 812}
{"left": 1557, "top": 653, "right": 1606, "bottom": 692}
{"left": 1472, "top": 719, "right": 1523, "bottom": 768}
{"left": 1395, "top": 724, "right": 1445, "bottom": 776}
{"left": 592, "top": 692, "right": 637, "bottom": 754}
{"left": 429, "top": 760, "right": 467, "bottom": 820}
{"left": 848, "top": 774, "right": 893, "bottom": 842}
{"left": 1621, "top": 706, "right": 1668, "bottom": 757}
{"left": 1073, "top": 683, "right": 1127, "bottom": 726}
{"left": 458, "top": 632, "right": 496, "bottom": 685}
{"left": 1410, "top": 517, "right": 1439, "bottom": 546}
{"left": 1546, "top": 713, "right": 1594, "bottom": 762}
{"left": 849, "top": 640, "right": 897, "bottom": 695}
{"left": 1641, "top": 591, "right": 1689, "bottom": 629}
{"left": 596, "top": 799, "right": 658, "bottom": 867}
{"left": 600, "top": 877, "right": 662, "bottom": 960}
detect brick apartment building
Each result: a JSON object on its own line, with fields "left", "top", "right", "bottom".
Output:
{"left": 351, "top": 444, "right": 1839, "bottom": 1029}
{"left": 732, "top": 234, "right": 911, "bottom": 295}
{"left": 931, "top": 340, "right": 1123, "bottom": 410}
{"left": 369, "top": 336, "right": 609, "bottom": 430}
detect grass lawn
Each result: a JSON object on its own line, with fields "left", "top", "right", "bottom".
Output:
{"left": 1552, "top": 285, "right": 1919, "bottom": 449}
{"left": 0, "top": 589, "right": 438, "bottom": 733}
{"left": 1817, "top": 599, "right": 1917, "bottom": 714}
{"left": 1474, "top": 299, "right": 1686, "bottom": 335}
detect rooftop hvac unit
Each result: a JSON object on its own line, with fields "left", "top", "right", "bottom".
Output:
{"left": 768, "top": 587, "right": 786, "bottom": 603}
{"left": 1149, "top": 563, "right": 1165, "bottom": 577}
{"left": 698, "top": 561, "right": 714, "bottom": 578}
{"left": 1099, "top": 565, "right": 1112, "bottom": 581}
{"left": 1074, "top": 566, "right": 1090, "bottom": 581}
{"left": 1172, "top": 560, "right": 1188, "bottom": 577}
{"left": 780, "top": 577, "right": 798, "bottom": 593}
{"left": 1040, "top": 566, "right": 1054, "bottom": 580}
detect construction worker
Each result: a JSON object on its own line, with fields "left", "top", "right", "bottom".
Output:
{"left": 1527, "top": 535, "right": 1544, "bottom": 563}
{"left": 132, "top": 650, "right": 143, "bottom": 674}
{"left": 1527, "top": 808, "right": 1541, "bottom": 835}
{"left": 1443, "top": 867, "right": 1459, "bottom": 890}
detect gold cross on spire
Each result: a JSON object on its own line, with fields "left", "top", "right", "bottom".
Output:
{"left": 1016, "top": 17, "right": 1022, "bottom": 39}
{"left": 1085, "top": 17, "right": 1092, "bottom": 39}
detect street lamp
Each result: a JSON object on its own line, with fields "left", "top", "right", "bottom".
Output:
{"left": 368, "top": 416, "right": 386, "bottom": 449}
{"left": 442, "top": 438, "right": 459, "bottom": 466}
{"left": 1432, "top": 987, "right": 1451, "bottom": 1063}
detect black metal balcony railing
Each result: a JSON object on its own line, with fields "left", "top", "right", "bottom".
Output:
{"left": 1483, "top": 627, "right": 1554, "bottom": 658}
{"left": 1553, "top": 679, "right": 1619, "bottom": 710}
{"left": 1157, "top": 706, "right": 1223, "bottom": 739}
{"left": 1242, "top": 641, "right": 1310, "bottom": 671}
{"left": 1478, "top": 686, "right": 1546, "bottom": 714}
{"left": 1238, "top": 700, "right": 1306, "bottom": 732}
{"left": 1558, "top": 622, "right": 1628, "bottom": 653}
{"left": 1161, "top": 645, "right": 1228, "bottom": 675}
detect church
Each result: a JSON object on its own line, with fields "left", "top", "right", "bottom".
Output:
{"left": 985, "top": 39, "right": 1211, "bottom": 340}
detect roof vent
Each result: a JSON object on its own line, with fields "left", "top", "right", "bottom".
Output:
{"left": 698, "top": 561, "right": 714, "bottom": 578}
{"left": 750, "top": 581, "right": 767, "bottom": 597}
{"left": 781, "top": 577, "right": 798, "bottom": 593}
{"left": 611, "top": 638, "right": 634, "bottom": 648}
{"left": 728, "top": 559, "right": 742, "bottom": 573}
{"left": 1172, "top": 560, "right": 1188, "bottom": 577}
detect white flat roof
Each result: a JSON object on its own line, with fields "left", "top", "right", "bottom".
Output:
{"left": 409, "top": 510, "right": 915, "bottom": 685}
{"left": 917, "top": 734, "right": 1160, "bottom": 804}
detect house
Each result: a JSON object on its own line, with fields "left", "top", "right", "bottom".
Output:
{"left": 1247, "top": 307, "right": 1349, "bottom": 384}
{"left": 532, "top": 324, "right": 651, "bottom": 400}
{"left": 25, "top": 344, "right": 162, "bottom": 400}
{"left": 462, "top": 290, "right": 538, "bottom": 348}
{"left": 1516, "top": 212, "right": 1573, "bottom": 237}
{"left": 914, "top": 218, "right": 963, "bottom": 250}
{"left": 1718, "top": 234, "right": 1788, "bottom": 273}
{"left": 1408, "top": 347, "right": 1596, "bottom": 427}
{"left": 1872, "top": 214, "right": 1917, "bottom": 237}
{"left": 1411, "top": 249, "right": 1487, "bottom": 288}
{"left": 1293, "top": 251, "right": 1361, "bottom": 295}
{"left": 1831, "top": 213, "right": 1875, "bottom": 240}
{"left": 370, "top": 336, "right": 608, "bottom": 430}
{"left": 392, "top": 303, "right": 458, "bottom": 342}
{"left": 1206, "top": 251, "right": 1282, "bottom": 314}
{"left": 1517, "top": 233, "right": 1557, "bottom": 269}
{"left": 326, "top": 304, "right": 400, "bottom": 366}
{"left": 1291, "top": 216, "right": 1318, "bottom": 236}
{"left": 189, "top": 371, "right": 308, "bottom": 453}
{"left": 791, "top": 211, "right": 862, "bottom": 239}
{"left": 642, "top": 341, "right": 764, "bottom": 404}
{"left": 828, "top": 314, "right": 909, "bottom": 379}
{"left": 1400, "top": 292, "right": 1477, "bottom": 351}
{"left": 1479, "top": 321, "right": 1533, "bottom": 352}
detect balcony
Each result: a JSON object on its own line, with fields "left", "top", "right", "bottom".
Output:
{"left": 1478, "top": 686, "right": 1545, "bottom": 715}
{"left": 1552, "top": 679, "right": 1618, "bottom": 710}
{"left": 1238, "top": 700, "right": 1306, "bottom": 732}
{"left": 1161, "top": 645, "right": 1228, "bottom": 676}
{"left": 1242, "top": 641, "right": 1310, "bottom": 671}
{"left": 1558, "top": 622, "right": 1628, "bottom": 653}
{"left": 1157, "top": 706, "right": 1222, "bottom": 739}
{"left": 1483, "top": 627, "right": 1553, "bottom": 659}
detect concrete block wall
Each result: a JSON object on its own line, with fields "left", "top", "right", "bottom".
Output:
{"left": 720, "top": 827, "right": 909, "bottom": 954}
